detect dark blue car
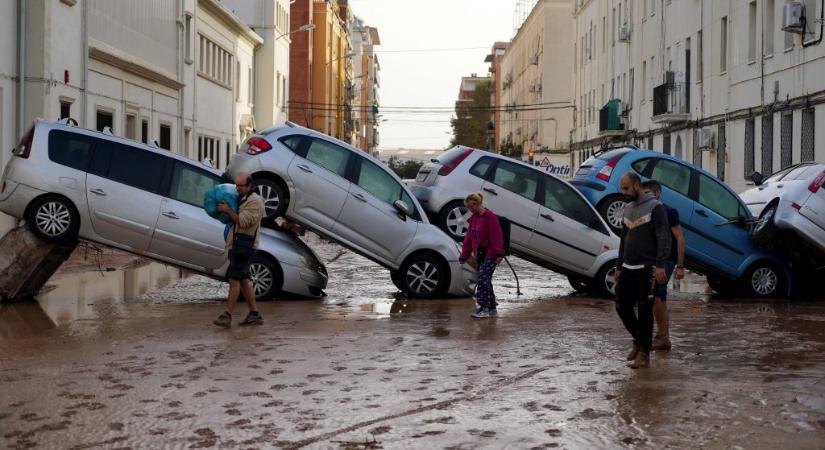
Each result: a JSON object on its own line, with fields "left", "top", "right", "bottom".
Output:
{"left": 571, "top": 147, "right": 794, "bottom": 298}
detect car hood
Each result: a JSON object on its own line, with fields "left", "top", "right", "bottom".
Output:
{"left": 259, "top": 228, "right": 325, "bottom": 270}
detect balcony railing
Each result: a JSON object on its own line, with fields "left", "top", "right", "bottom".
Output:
{"left": 652, "top": 82, "right": 689, "bottom": 123}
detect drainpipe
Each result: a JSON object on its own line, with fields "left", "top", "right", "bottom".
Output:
{"left": 176, "top": 0, "right": 184, "bottom": 155}
{"left": 760, "top": 0, "right": 765, "bottom": 106}
{"left": 16, "top": 0, "right": 26, "bottom": 140}
{"left": 802, "top": 0, "right": 825, "bottom": 48}
{"left": 81, "top": 0, "right": 88, "bottom": 128}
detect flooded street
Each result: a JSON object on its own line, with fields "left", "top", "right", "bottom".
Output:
{"left": 2, "top": 240, "right": 825, "bottom": 449}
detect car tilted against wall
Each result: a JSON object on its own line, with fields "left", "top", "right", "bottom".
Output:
{"left": 571, "top": 147, "right": 795, "bottom": 298}
{"left": 225, "top": 123, "right": 475, "bottom": 299}
{"left": 0, "top": 119, "right": 328, "bottom": 299}
{"left": 410, "top": 146, "right": 621, "bottom": 297}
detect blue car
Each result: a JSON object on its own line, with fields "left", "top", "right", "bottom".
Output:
{"left": 571, "top": 147, "right": 794, "bottom": 298}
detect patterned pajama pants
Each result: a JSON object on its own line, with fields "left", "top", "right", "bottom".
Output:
{"left": 475, "top": 258, "right": 498, "bottom": 310}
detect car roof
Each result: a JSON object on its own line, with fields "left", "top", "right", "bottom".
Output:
{"left": 623, "top": 149, "right": 746, "bottom": 197}
{"left": 471, "top": 148, "right": 571, "bottom": 182}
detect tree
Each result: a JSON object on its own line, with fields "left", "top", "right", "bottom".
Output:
{"left": 450, "top": 81, "right": 492, "bottom": 149}
{"left": 387, "top": 156, "right": 424, "bottom": 180}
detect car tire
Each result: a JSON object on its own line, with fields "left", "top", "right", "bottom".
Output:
{"left": 253, "top": 178, "right": 288, "bottom": 223}
{"left": 398, "top": 254, "right": 449, "bottom": 298}
{"left": 567, "top": 275, "right": 594, "bottom": 294}
{"left": 752, "top": 203, "right": 779, "bottom": 246}
{"left": 594, "top": 260, "right": 619, "bottom": 298}
{"left": 598, "top": 196, "right": 627, "bottom": 234}
{"left": 707, "top": 275, "right": 738, "bottom": 297}
{"left": 437, "top": 200, "right": 471, "bottom": 241}
{"left": 741, "top": 261, "right": 786, "bottom": 299}
{"left": 249, "top": 254, "right": 283, "bottom": 301}
{"left": 389, "top": 269, "right": 404, "bottom": 292}
{"left": 26, "top": 195, "right": 80, "bottom": 245}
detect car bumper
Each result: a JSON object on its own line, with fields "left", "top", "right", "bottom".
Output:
{"left": 447, "top": 261, "right": 476, "bottom": 297}
{"left": 775, "top": 201, "right": 825, "bottom": 255}
{"left": 570, "top": 178, "right": 614, "bottom": 205}
{"left": 281, "top": 261, "right": 328, "bottom": 297}
{"left": 0, "top": 181, "right": 45, "bottom": 220}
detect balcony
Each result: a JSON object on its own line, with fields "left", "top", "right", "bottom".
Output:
{"left": 652, "top": 82, "right": 690, "bottom": 124}
{"left": 599, "top": 99, "right": 626, "bottom": 137}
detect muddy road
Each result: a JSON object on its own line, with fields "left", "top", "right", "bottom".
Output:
{"left": 1, "top": 239, "right": 824, "bottom": 449}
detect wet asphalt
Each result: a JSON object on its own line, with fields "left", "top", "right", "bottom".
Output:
{"left": 1, "top": 238, "right": 825, "bottom": 449}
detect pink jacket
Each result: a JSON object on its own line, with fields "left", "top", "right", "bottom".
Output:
{"left": 459, "top": 209, "right": 505, "bottom": 262}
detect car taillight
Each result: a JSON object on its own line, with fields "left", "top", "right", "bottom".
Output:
{"left": 245, "top": 137, "right": 272, "bottom": 155}
{"left": 596, "top": 154, "right": 623, "bottom": 182}
{"left": 13, "top": 126, "right": 34, "bottom": 159}
{"left": 437, "top": 148, "right": 474, "bottom": 176}
{"left": 808, "top": 169, "right": 825, "bottom": 193}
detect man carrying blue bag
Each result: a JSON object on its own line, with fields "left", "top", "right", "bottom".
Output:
{"left": 209, "top": 173, "right": 265, "bottom": 328}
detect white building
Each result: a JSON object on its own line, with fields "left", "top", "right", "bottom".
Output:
{"left": 501, "top": 0, "right": 575, "bottom": 155}
{"left": 573, "top": 0, "right": 825, "bottom": 193}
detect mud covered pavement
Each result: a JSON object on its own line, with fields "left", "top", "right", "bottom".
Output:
{"left": 2, "top": 239, "right": 825, "bottom": 449}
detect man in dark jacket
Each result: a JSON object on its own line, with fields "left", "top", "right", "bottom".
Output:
{"left": 614, "top": 172, "right": 671, "bottom": 369}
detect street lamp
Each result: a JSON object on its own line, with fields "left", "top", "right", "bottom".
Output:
{"left": 272, "top": 23, "right": 315, "bottom": 40}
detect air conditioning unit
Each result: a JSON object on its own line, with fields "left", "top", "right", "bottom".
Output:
{"left": 782, "top": 2, "right": 805, "bottom": 33}
{"left": 618, "top": 24, "right": 631, "bottom": 42}
{"left": 696, "top": 128, "right": 716, "bottom": 150}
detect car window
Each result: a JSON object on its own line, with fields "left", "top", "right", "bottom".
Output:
{"left": 650, "top": 159, "right": 691, "bottom": 196}
{"left": 469, "top": 157, "right": 493, "bottom": 178}
{"left": 543, "top": 175, "right": 594, "bottom": 226}
{"left": 400, "top": 190, "right": 421, "bottom": 221}
{"left": 784, "top": 164, "right": 820, "bottom": 181}
{"left": 305, "top": 138, "right": 350, "bottom": 176}
{"left": 764, "top": 166, "right": 795, "bottom": 183}
{"left": 279, "top": 135, "right": 304, "bottom": 152}
{"left": 357, "top": 158, "right": 403, "bottom": 204}
{"left": 106, "top": 143, "right": 168, "bottom": 194}
{"left": 630, "top": 158, "right": 654, "bottom": 175}
{"left": 698, "top": 174, "right": 741, "bottom": 218}
{"left": 169, "top": 162, "right": 221, "bottom": 208}
{"left": 48, "top": 130, "right": 93, "bottom": 171}
{"left": 492, "top": 161, "right": 539, "bottom": 201}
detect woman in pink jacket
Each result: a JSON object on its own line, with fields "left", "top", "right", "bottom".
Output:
{"left": 459, "top": 192, "right": 505, "bottom": 318}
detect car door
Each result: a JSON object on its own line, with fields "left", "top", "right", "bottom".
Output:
{"left": 690, "top": 172, "right": 752, "bottom": 274}
{"left": 530, "top": 174, "right": 608, "bottom": 271}
{"left": 480, "top": 159, "right": 541, "bottom": 253}
{"left": 85, "top": 140, "right": 168, "bottom": 252}
{"left": 286, "top": 137, "right": 352, "bottom": 230}
{"left": 334, "top": 155, "right": 419, "bottom": 266}
{"left": 147, "top": 161, "right": 226, "bottom": 271}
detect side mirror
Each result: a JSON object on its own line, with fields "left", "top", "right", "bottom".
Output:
{"left": 750, "top": 171, "right": 764, "bottom": 186}
{"left": 393, "top": 200, "right": 411, "bottom": 217}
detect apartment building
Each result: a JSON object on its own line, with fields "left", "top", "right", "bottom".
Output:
{"left": 485, "top": 41, "right": 509, "bottom": 151}
{"left": 351, "top": 15, "right": 381, "bottom": 154}
{"left": 500, "top": 0, "right": 575, "bottom": 155}
{"left": 572, "top": 0, "right": 825, "bottom": 193}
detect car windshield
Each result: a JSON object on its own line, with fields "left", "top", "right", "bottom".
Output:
{"left": 436, "top": 147, "right": 470, "bottom": 164}
{"left": 764, "top": 166, "right": 796, "bottom": 183}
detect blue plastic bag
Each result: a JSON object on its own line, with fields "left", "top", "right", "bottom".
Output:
{"left": 204, "top": 184, "right": 239, "bottom": 224}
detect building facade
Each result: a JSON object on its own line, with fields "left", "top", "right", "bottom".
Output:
{"left": 485, "top": 41, "right": 509, "bottom": 151}
{"left": 572, "top": 0, "right": 825, "bottom": 193}
{"left": 500, "top": 0, "right": 575, "bottom": 156}
{"left": 351, "top": 15, "right": 381, "bottom": 154}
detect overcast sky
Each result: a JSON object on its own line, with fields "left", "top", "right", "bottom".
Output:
{"left": 348, "top": 0, "right": 516, "bottom": 150}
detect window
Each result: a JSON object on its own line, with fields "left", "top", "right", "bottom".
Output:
{"left": 279, "top": 135, "right": 305, "bottom": 152}
{"left": 650, "top": 159, "right": 691, "bottom": 196}
{"left": 749, "top": 2, "right": 757, "bottom": 62}
{"left": 744, "top": 118, "right": 755, "bottom": 178}
{"left": 780, "top": 112, "right": 793, "bottom": 169}
{"left": 198, "top": 136, "right": 217, "bottom": 165}
{"left": 698, "top": 174, "right": 741, "bottom": 218}
{"left": 804, "top": 0, "right": 819, "bottom": 43}
{"left": 169, "top": 162, "right": 221, "bottom": 208}
{"left": 102, "top": 142, "right": 167, "bottom": 193}
{"left": 305, "top": 139, "right": 350, "bottom": 176}
{"left": 185, "top": 14, "right": 193, "bottom": 63}
{"left": 629, "top": 68, "right": 635, "bottom": 105}
{"left": 356, "top": 158, "right": 404, "bottom": 206}
{"left": 126, "top": 114, "right": 137, "bottom": 140}
{"left": 602, "top": 16, "right": 607, "bottom": 51}
{"left": 141, "top": 119, "right": 148, "bottom": 144}
{"left": 48, "top": 130, "right": 93, "bottom": 171}
{"left": 492, "top": 161, "right": 539, "bottom": 201}
{"left": 235, "top": 61, "right": 241, "bottom": 102}
{"left": 96, "top": 110, "right": 113, "bottom": 132}
{"left": 248, "top": 67, "right": 254, "bottom": 104}
{"left": 717, "top": 124, "right": 726, "bottom": 181}
{"left": 802, "top": 108, "right": 815, "bottom": 161}
{"left": 159, "top": 123, "right": 171, "bottom": 150}
{"left": 60, "top": 100, "right": 72, "bottom": 119}
{"left": 642, "top": 61, "right": 647, "bottom": 101}
{"left": 542, "top": 175, "right": 593, "bottom": 226}
{"left": 765, "top": 0, "right": 775, "bottom": 55}
{"left": 697, "top": 30, "right": 703, "bottom": 82}
{"left": 785, "top": 17, "right": 795, "bottom": 50}
{"left": 198, "top": 34, "right": 232, "bottom": 86}
{"left": 762, "top": 114, "right": 774, "bottom": 174}
{"left": 469, "top": 157, "right": 494, "bottom": 178}
{"left": 720, "top": 17, "right": 728, "bottom": 73}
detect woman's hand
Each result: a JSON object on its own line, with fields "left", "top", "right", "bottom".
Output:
{"left": 496, "top": 257, "right": 503, "bottom": 266}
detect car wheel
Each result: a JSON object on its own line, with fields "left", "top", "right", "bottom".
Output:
{"left": 751, "top": 203, "right": 778, "bottom": 246}
{"left": 595, "top": 260, "right": 619, "bottom": 298}
{"left": 567, "top": 275, "right": 594, "bottom": 293}
{"left": 707, "top": 275, "right": 738, "bottom": 297}
{"left": 437, "top": 201, "right": 471, "bottom": 241}
{"left": 599, "top": 196, "right": 626, "bottom": 234}
{"left": 249, "top": 254, "right": 283, "bottom": 300}
{"left": 399, "top": 254, "right": 449, "bottom": 298}
{"left": 741, "top": 261, "right": 786, "bottom": 298}
{"left": 26, "top": 195, "right": 80, "bottom": 245}
{"left": 253, "top": 178, "right": 288, "bottom": 222}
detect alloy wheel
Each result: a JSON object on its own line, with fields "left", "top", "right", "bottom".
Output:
{"left": 755, "top": 206, "right": 775, "bottom": 234}
{"left": 603, "top": 265, "right": 618, "bottom": 296}
{"left": 445, "top": 206, "right": 471, "bottom": 238}
{"left": 249, "top": 262, "right": 274, "bottom": 297}
{"left": 405, "top": 261, "right": 440, "bottom": 295}
{"left": 751, "top": 267, "right": 778, "bottom": 296}
{"left": 35, "top": 202, "right": 71, "bottom": 237}
{"left": 254, "top": 184, "right": 281, "bottom": 218}
{"left": 605, "top": 199, "right": 626, "bottom": 230}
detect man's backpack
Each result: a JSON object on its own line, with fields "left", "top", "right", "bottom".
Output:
{"left": 498, "top": 215, "right": 511, "bottom": 256}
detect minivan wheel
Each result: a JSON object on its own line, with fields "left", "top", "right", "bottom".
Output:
{"left": 26, "top": 195, "right": 80, "bottom": 245}
{"left": 437, "top": 201, "right": 471, "bottom": 241}
{"left": 742, "top": 261, "right": 785, "bottom": 298}
{"left": 595, "top": 261, "right": 619, "bottom": 298}
{"left": 599, "top": 196, "right": 627, "bottom": 234}
{"left": 249, "top": 254, "right": 283, "bottom": 300}
{"left": 752, "top": 203, "right": 778, "bottom": 246}
{"left": 253, "top": 178, "right": 287, "bottom": 222}
{"left": 399, "top": 254, "right": 449, "bottom": 298}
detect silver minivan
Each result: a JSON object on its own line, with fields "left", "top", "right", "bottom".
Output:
{"left": 410, "top": 146, "right": 620, "bottom": 296}
{"left": 225, "top": 123, "right": 475, "bottom": 298}
{"left": 0, "top": 119, "right": 328, "bottom": 299}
